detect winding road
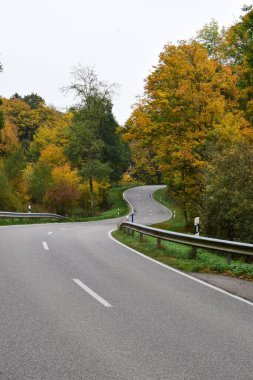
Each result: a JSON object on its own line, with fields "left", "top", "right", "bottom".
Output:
{"left": 1, "top": 185, "right": 253, "bottom": 379}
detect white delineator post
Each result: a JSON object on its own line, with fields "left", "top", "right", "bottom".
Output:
{"left": 194, "top": 217, "right": 200, "bottom": 236}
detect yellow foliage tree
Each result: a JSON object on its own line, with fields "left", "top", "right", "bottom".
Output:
{"left": 45, "top": 163, "right": 82, "bottom": 215}
{"left": 39, "top": 145, "right": 67, "bottom": 167}
{"left": 123, "top": 41, "right": 248, "bottom": 221}
{"left": 29, "top": 111, "right": 71, "bottom": 157}
{"left": 0, "top": 119, "right": 20, "bottom": 154}
{"left": 81, "top": 179, "right": 111, "bottom": 214}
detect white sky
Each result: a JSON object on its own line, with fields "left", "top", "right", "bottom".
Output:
{"left": 0, "top": 0, "right": 251, "bottom": 124}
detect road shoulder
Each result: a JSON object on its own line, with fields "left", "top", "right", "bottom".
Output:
{"left": 191, "top": 273, "right": 253, "bottom": 302}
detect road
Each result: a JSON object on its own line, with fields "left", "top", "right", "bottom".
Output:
{"left": 1, "top": 185, "right": 253, "bottom": 379}
{"left": 123, "top": 184, "right": 171, "bottom": 224}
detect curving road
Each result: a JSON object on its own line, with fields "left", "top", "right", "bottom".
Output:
{"left": 123, "top": 184, "right": 171, "bottom": 224}
{"left": 1, "top": 185, "right": 253, "bottom": 379}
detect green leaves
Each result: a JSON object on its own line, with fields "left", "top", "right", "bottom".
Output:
{"left": 203, "top": 140, "right": 253, "bottom": 242}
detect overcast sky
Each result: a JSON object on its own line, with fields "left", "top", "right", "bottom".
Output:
{"left": 0, "top": 0, "right": 251, "bottom": 124}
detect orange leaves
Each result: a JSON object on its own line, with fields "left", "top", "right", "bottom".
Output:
{"left": 0, "top": 120, "right": 20, "bottom": 153}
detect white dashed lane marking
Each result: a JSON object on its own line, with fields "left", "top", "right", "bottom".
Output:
{"left": 73, "top": 279, "right": 113, "bottom": 308}
{"left": 42, "top": 241, "right": 49, "bottom": 251}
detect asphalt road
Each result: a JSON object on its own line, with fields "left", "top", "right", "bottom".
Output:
{"left": 1, "top": 185, "right": 253, "bottom": 379}
{"left": 123, "top": 184, "right": 171, "bottom": 224}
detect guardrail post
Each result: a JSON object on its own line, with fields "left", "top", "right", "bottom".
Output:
{"left": 140, "top": 233, "right": 144, "bottom": 242}
{"left": 227, "top": 253, "right": 232, "bottom": 265}
{"left": 157, "top": 238, "right": 162, "bottom": 250}
{"left": 190, "top": 246, "right": 197, "bottom": 260}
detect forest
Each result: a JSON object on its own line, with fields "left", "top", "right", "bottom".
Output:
{"left": 122, "top": 5, "right": 253, "bottom": 242}
{"left": 0, "top": 67, "right": 130, "bottom": 217}
{"left": 1, "top": 5, "right": 253, "bottom": 242}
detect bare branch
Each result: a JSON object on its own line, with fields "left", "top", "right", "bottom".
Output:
{"left": 61, "top": 64, "right": 119, "bottom": 104}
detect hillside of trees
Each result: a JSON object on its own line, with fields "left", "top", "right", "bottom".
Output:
{"left": 121, "top": 6, "right": 253, "bottom": 242}
{"left": 0, "top": 66, "right": 130, "bottom": 216}
{"left": 1, "top": 5, "right": 253, "bottom": 242}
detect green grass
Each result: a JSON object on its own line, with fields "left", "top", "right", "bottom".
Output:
{"left": 0, "top": 218, "right": 65, "bottom": 226}
{"left": 104, "top": 185, "right": 131, "bottom": 217}
{"left": 112, "top": 187, "right": 253, "bottom": 281}
{"left": 69, "top": 185, "right": 131, "bottom": 222}
{"left": 152, "top": 188, "right": 189, "bottom": 232}
{"left": 112, "top": 229, "right": 253, "bottom": 280}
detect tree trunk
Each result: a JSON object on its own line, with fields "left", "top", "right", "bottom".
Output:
{"left": 89, "top": 176, "right": 95, "bottom": 215}
{"left": 183, "top": 206, "right": 188, "bottom": 225}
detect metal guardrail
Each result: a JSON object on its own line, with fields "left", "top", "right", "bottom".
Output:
{"left": 120, "top": 222, "right": 253, "bottom": 261}
{"left": 0, "top": 211, "right": 67, "bottom": 221}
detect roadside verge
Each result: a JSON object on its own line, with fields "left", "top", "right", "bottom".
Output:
{"left": 108, "top": 229, "right": 253, "bottom": 306}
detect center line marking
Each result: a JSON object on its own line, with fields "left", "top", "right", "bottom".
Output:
{"left": 73, "top": 279, "right": 113, "bottom": 308}
{"left": 47, "top": 232, "right": 53, "bottom": 235}
{"left": 42, "top": 241, "right": 49, "bottom": 250}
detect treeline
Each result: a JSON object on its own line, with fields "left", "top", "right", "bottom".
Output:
{"left": 0, "top": 66, "right": 130, "bottom": 216}
{"left": 121, "top": 6, "right": 253, "bottom": 242}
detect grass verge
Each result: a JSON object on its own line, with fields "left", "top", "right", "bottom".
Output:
{"left": 152, "top": 187, "right": 190, "bottom": 232}
{"left": 112, "top": 229, "right": 253, "bottom": 281}
{"left": 69, "top": 185, "right": 131, "bottom": 222}
{"left": 0, "top": 218, "right": 65, "bottom": 226}
{"left": 113, "top": 187, "right": 253, "bottom": 281}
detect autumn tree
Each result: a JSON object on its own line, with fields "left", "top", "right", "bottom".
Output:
{"left": 1, "top": 97, "right": 69, "bottom": 151}
{"left": 0, "top": 94, "right": 72, "bottom": 211}
{"left": 0, "top": 120, "right": 19, "bottom": 154}
{"left": 26, "top": 124, "right": 70, "bottom": 207}
{"left": 39, "top": 144, "right": 67, "bottom": 167}
{"left": 123, "top": 100, "right": 161, "bottom": 184}
{"left": 1, "top": 97, "right": 39, "bottom": 149}
{"left": 63, "top": 65, "right": 127, "bottom": 213}
{"left": 29, "top": 110, "right": 70, "bottom": 160}
{"left": 45, "top": 164, "right": 82, "bottom": 215}
{"left": 123, "top": 41, "right": 240, "bottom": 222}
